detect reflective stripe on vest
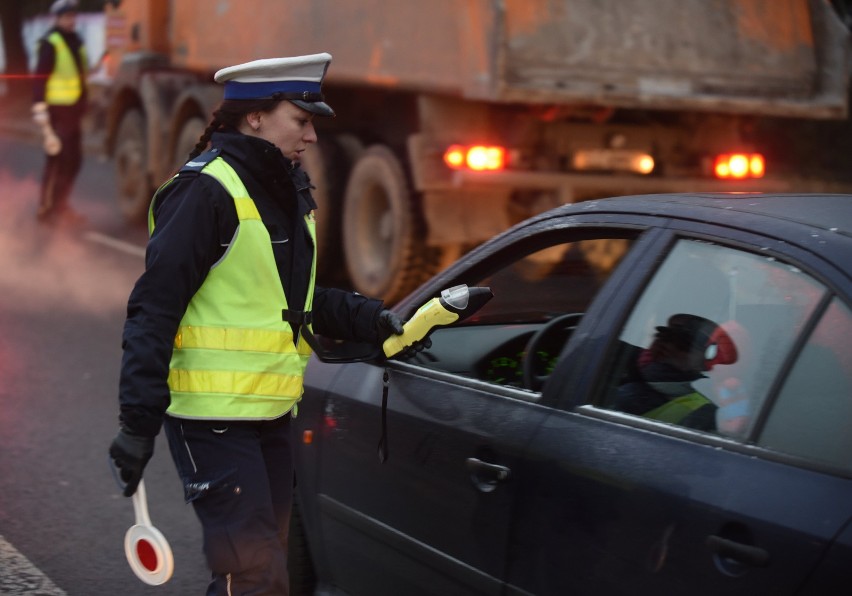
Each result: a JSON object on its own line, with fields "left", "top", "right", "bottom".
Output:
{"left": 44, "top": 32, "right": 85, "bottom": 105}
{"left": 150, "top": 157, "right": 317, "bottom": 420}
{"left": 644, "top": 392, "right": 711, "bottom": 424}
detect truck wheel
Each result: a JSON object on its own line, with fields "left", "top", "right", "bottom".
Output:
{"left": 342, "top": 145, "right": 427, "bottom": 303}
{"left": 335, "top": 133, "right": 364, "bottom": 164}
{"left": 288, "top": 499, "right": 316, "bottom": 596}
{"left": 173, "top": 116, "right": 206, "bottom": 173}
{"left": 300, "top": 138, "right": 351, "bottom": 284}
{"left": 114, "top": 109, "right": 151, "bottom": 223}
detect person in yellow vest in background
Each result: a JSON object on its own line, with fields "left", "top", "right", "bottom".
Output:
{"left": 108, "top": 53, "right": 424, "bottom": 594}
{"left": 31, "top": 0, "right": 88, "bottom": 224}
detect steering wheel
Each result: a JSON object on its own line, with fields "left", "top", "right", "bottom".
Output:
{"left": 522, "top": 313, "right": 584, "bottom": 391}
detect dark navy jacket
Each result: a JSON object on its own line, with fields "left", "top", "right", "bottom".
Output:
{"left": 118, "top": 130, "right": 383, "bottom": 437}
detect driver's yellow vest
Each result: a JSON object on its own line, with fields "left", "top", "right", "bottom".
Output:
{"left": 149, "top": 157, "right": 317, "bottom": 420}
{"left": 44, "top": 32, "right": 86, "bottom": 105}
{"left": 645, "top": 392, "right": 711, "bottom": 424}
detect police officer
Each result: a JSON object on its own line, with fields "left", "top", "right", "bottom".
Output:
{"left": 109, "top": 53, "right": 415, "bottom": 594}
{"left": 31, "top": 0, "right": 88, "bottom": 223}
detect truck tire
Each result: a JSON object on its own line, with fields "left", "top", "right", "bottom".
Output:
{"left": 300, "top": 138, "right": 351, "bottom": 284}
{"left": 114, "top": 109, "right": 152, "bottom": 223}
{"left": 342, "top": 145, "right": 428, "bottom": 303}
{"left": 335, "top": 133, "right": 365, "bottom": 164}
{"left": 288, "top": 499, "right": 316, "bottom": 596}
{"left": 173, "top": 116, "right": 206, "bottom": 172}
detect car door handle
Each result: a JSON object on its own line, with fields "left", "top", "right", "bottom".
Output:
{"left": 466, "top": 458, "right": 511, "bottom": 480}
{"left": 465, "top": 458, "right": 511, "bottom": 493}
{"left": 705, "top": 535, "right": 770, "bottom": 568}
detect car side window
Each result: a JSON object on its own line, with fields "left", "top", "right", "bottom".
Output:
{"left": 411, "top": 236, "right": 634, "bottom": 390}
{"left": 474, "top": 238, "right": 630, "bottom": 322}
{"left": 757, "top": 297, "right": 852, "bottom": 472}
{"left": 597, "top": 239, "right": 827, "bottom": 438}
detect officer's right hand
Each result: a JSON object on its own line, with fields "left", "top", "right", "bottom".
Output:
{"left": 396, "top": 337, "right": 432, "bottom": 360}
{"left": 31, "top": 102, "right": 49, "bottom": 127}
{"left": 376, "top": 309, "right": 432, "bottom": 359}
{"left": 109, "top": 430, "right": 155, "bottom": 497}
{"left": 42, "top": 131, "right": 62, "bottom": 156}
{"left": 375, "top": 309, "right": 405, "bottom": 341}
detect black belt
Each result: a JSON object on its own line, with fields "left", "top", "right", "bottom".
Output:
{"left": 281, "top": 309, "right": 320, "bottom": 354}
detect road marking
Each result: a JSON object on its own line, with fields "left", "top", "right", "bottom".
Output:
{"left": 0, "top": 535, "right": 67, "bottom": 595}
{"left": 84, "top": 231, "right": 146, "bottom": 258}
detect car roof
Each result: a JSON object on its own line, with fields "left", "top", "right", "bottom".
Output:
{"left": 544, "top": 193, "right": 852, "bottom": 237}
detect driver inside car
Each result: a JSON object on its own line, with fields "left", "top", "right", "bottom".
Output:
{"left": 612, "top": 313, "right": 738, "bottom": 431}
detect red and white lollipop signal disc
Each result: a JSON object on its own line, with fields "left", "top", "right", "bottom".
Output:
{"left": 124, "top": 479, "right": 174, "bottom": 585}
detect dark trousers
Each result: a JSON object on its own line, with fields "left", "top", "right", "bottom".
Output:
{"left": 163, "top": 414, "right": 294, "bottom": 595}
{"left": 38, "top": 105, "right": 83, "bottom": 218}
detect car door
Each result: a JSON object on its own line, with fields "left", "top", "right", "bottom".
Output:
{"left": 307, "top": 219, "right": 650, "bottom": 595}
{"left": 506, "top": 224, "right": 852, "bottom": 595}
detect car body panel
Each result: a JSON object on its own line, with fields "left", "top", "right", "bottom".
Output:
{"left": 294, "top": 194, "right": 852, "bottom": 595}
{"left": 504, "top": 405, "right": 852, "bottom": 595}
{"left": 302, "top": 359, "right": 550, "bottom": 595}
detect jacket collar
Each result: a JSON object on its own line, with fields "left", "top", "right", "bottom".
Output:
{"left": 210, "top": 130, "right": 316, "bottom": 215}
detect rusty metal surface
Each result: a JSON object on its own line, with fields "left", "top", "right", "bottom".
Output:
{"left": 169, "top": 0, "right": 467, "bottom": 93}
{"left": 502, "top": 0, "right": 816, "bottom": 92}
{"left": 123, "top": 0, "right": 846, "bottom": 117}
{"left": 496, "top": 0, "right": 847, "bottom": 117}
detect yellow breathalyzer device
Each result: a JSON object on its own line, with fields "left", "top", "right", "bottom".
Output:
{"left": 383, "top": 284, "right": 493, "bottom": 357}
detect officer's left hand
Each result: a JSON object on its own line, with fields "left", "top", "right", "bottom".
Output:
{"left": 109, "top": 429, "right": 154, "bottom": 497}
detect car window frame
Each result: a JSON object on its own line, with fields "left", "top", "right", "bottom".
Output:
{"left": 561, "top": 219, "right": 852, "bottom": 479}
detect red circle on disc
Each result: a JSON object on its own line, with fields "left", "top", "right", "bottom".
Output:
{"left": 136, "top": 539, "right": 159, "bottom": 572}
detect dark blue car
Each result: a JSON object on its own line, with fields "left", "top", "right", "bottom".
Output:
{"left": 291, "top": 194, "right": 852, "bottom": 595}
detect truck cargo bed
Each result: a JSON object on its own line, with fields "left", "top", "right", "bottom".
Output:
{"left": 169, "top": 0, "right": 847, "bottom": 118}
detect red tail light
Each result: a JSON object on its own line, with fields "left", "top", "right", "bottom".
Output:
{"left": 443, "top": 145, "right": 507, "bottom": 172}
{"left": 714, "top": 153, "right": 765, "bottom": 179}
{"left": 748, "top": 154, "right": 765, "bottom": 178}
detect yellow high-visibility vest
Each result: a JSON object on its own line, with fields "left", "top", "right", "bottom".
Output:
{"left": 44, "top": 32, "right": 86, "bottom": 105}
{"left": 645, "top": 392, "right": 711, "bottom": 424}
{"left": 150, "top": 157, "right": 317, "bottom": 420}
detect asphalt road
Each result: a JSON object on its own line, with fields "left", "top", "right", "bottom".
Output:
{"left": 0, "top": 135, "right": 211, "bottom": 594}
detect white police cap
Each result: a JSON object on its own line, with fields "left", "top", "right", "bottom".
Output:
{"left": 50, "top": 0, "right": 78, "bottom": 15}
{"left": 214, "top": 53, "right": 335, "bottom": 117}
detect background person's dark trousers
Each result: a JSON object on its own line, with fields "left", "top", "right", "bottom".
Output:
{"left": 38, "top": 104, "right": 83, "bottom": 222}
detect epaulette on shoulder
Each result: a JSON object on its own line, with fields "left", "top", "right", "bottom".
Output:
{"left": 177, "top": 147, "right": 221, "bottom": 177}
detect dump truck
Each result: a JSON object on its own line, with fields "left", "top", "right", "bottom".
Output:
{"left": 90, "top": 0, "right": 851, "bottom": 303}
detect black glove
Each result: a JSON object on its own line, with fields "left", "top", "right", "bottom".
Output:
{"left": 397, "top": 336, "right": 432, "bottom": 360}
{"left": 376, "top": 309, "right": 432, "bottom": 359}
{"left": 109, "top": 429, "right": 154, "bottom": 497}
{"left": 376, "top": 309, "right": 405, "bottom": 341}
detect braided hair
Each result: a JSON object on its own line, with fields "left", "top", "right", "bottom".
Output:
{"left": 188, "top": 97, "right": 282, "bottom": 160}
